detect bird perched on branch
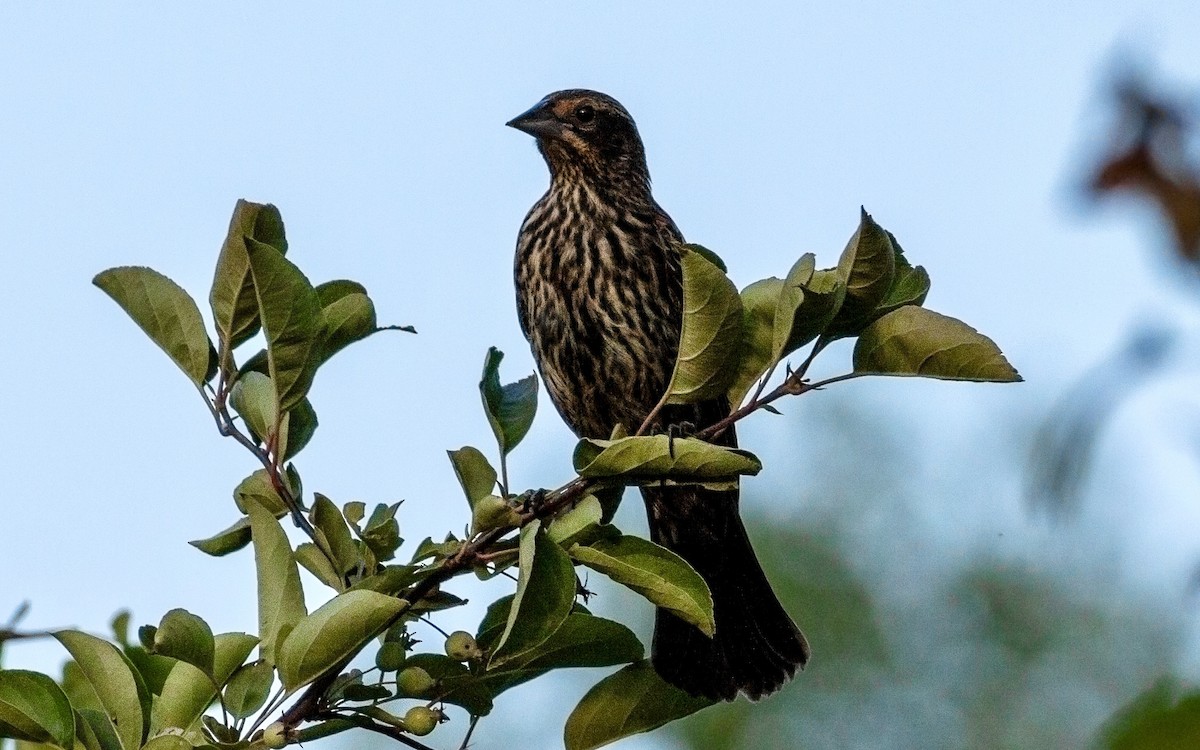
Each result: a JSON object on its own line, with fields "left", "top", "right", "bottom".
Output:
{"left": 508, "top": 89, "right": 809, "bottom": 701}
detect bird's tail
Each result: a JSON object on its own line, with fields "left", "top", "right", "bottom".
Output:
{"left": 642, "top": 483, "right": 809, "bottom": 701}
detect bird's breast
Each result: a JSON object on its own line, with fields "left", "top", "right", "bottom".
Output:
{"left": 515, "top": 187, "right": 683, "bottom": 437}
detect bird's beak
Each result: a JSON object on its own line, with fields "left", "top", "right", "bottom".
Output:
{"left": 506, "top": 100, "right": 562, "bottom": 139}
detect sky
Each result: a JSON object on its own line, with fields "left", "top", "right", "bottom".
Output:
{"left": 2, "top": 3, "right": 1200, "bottom": 749}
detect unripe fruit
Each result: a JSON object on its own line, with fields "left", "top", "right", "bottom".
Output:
{"left": 262, "top": 722, "right": 288, "bottom": 749}
{"left": 375, "top": 641, "right": 407, "bottom": 672}
{"left": 403, "top": 706, "right": 440, "bottom": 737}
{"left": 396, "top": 666, "right": 436, "bottom": 695}
{"left": 444, "top": 630, "right": 482, "bottom": 661}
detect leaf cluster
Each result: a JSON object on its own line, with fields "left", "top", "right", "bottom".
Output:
{"left": 2, "top": 202, "right": 1021, "bottom": 750}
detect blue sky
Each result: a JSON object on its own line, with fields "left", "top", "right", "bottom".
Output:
{"left": 2, "top": 3, "right": 1200, "bottom": 748}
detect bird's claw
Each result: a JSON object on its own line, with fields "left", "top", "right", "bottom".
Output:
{"left": 518, "top": 488, "right": 549, "bottom": 513}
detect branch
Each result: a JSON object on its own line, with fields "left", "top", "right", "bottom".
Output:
{"left": 278, "top": 356, "right": 864, "bottom": 737}
{"left": 199, "top": 386, "right": 317, "bottom": 537}
{"left": 305, "top": 713, "right": 437, "bottom": 750}
{"left": 0, "top": 628, "right": 55, "bottom": 644}
{"left": 698, "top": 345, "right": 853, "bottom": 442}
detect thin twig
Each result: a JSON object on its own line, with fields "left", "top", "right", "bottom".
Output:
{"left": 634, "top": 391, "right": 671, "bottom": 437}
{"left": 317, "top": 712, "right": 438, "bottom": 750}
{"left": 199, "top": 387, "right": 317, "bottom": 537}
{"left": 458, "top": 715, "right": 481, "bottom": 750}
{"left": 793, "top": 336, "right": 830, "bottom": 383}
{"left": 498, "top": 454, "right": 510, "bottom": 499}
{"left": 419, "top": 616, "right": 452, "bottom": 640}
{"left": 747, "top": 360, "right": 780, "bottom": 408}
{"left": 0, "top": 629, "right": 55, "bottom": 644}
{"left": 805, "top": 372, "right": 866, "bottom": 391}
{"left": 246, "top": 685, "right": 289, "bottom": 738}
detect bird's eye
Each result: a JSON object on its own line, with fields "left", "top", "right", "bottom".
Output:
{"left": 574, "top": 105, "right": 596, "bottom": 123}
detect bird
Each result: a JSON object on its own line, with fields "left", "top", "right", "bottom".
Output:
{"left": 507, "top": 89, "right": 810, "bottom": 701}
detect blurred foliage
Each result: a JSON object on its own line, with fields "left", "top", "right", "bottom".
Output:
{"left": 666, "top": 393, "right": 1186, "bottom": 750}
{"left": 1096, "top": 678, "right": 1200, "bottom": 749}
{"left": 1028, "top": 69, "right": 1200, "bottom": 515}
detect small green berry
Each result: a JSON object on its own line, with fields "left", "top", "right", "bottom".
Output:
{"left": 444, "top": 630, "right": 482, "bottom": 661}
{"left": 375, "top": 641, "right": 408, "bottom": 672}
{"left": 403, "top": 706, "right": 440, "bottom": 737}
{"left": 396, "top": 665, "right": 436, "bottom": 695}
{"left": 262, "top": 722, "right": 288, "bottom": 749}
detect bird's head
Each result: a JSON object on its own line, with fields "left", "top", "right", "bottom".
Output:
{"left": 507, "top": 89, "right": 650, "bottom": 188}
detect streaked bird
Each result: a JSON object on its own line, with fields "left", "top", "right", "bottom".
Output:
{"left": 508, "top": 89, "right": 809, "bottom": 701}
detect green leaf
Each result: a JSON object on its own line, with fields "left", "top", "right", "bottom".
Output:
{"left": 152, "top": 609, "right": 214, "bottom": 676}
{"left": 53, "top": 631, "right": 148, "bottom": 750}
{"left": 347, "top": 565, "right": 422, "bottom": 596}
{"left": 343, "top": 501, "right": 365, "bottom": 528}
{"left": 109, "top": 612, "right": 130, "bottom": 647}
{"left": 188, "top": 517, "right": 252, "bottom": 557}
{"left": 138, "top": 735, "right": 192, "bottom": 750}
{"left": 315, "top": 280, "right": 414, "bottom": 361}
{"left": 1096, "top": 678, "right": 1200, "bottom": 750}
{"left": 573, "top": 436, "right": 761, "bottom": 483}
{"left": 489, "top": 521, "right": 577, "bottom": 668}
{"left": 685, "top": 243, "right": 727, "bottom": 271}
{"left": 245, "top": 239, "right": 322, "bottom": 412}
{"left": 546, "top": 495, "right": 604, "bottom": 547}
{"left": 233, "top": 470, "right": 287, "bottom": 518}
{"left": 199, "top": 715, "right": 237, "bottom": 744}
{"left": 593, "top": 485, "right": 626, "bottom": 525}
{"left": 502, "top": 612, "right": 642, "bottom": 674}
{"left": 569, "top": 535, "right": 714, "bottom": 636}
{"left": 246, "top": 498, "right": 307, "bottom": 667}
{"left": 285, "top": 463, "right": 303, "bottom": 505}
{"left": 280, "top": 397, "right": 319, "bottom": 461}
{"left": 564, "top": 660, "right": 714, "bottom": 750}
{"left": 153, "top": 632, "right": 257, "bottom": 734}
{"left": 0, "top": 670, "right": 75, "bottom": 749}
{"left": 277, "top": 590, "right": 407, "bottom": 693}
{"left": 873, "top": 232, "right": 930, "bottom": 318}
{"left": 310, "top": 493, "right": 360, "bottom": 577}
{"left": 353, "top": 502, "right": 402, "bottom": 563}
{"left": 726, "top": 277, "right": 784, "bottom": 409}
{"left": 448, "top": 447, "right": 498, "bottom": 510}
{"left": 852, "top": 306, "right": 1022, "bottom": 382}
{"left": 774, "top": 263, "right": 844, "bottom": 358}
{"left": 120, "top": 645, "right": 175, "bottom": 698}
{"left": 76, "top": 709, "right": 121, "bottom": 750}
{"left": 320, "top": 292, "right": 376, "bottom": 361}
{"left": 228, "top": 372, "right": 276, "bottom": 445}
{"left": 209, "top": 200, "right": 287, "bottom": 351}
{"left": 475, "top": 604, "right": 643, "bottom": 696}
{"left": 479, "top": 348, "right": 538, "bottom": 456}
{"left": 771, "top": 253, "right": 815, "bottom": 356}
{"left": 409, "top": 591, "right": 468, "bottom": 617}
{"left": 223, "top": 660, "right": 274, "bottom": 720}
{"left": 664, "top": 245, "right": 743, "bottom": 404}
{"left": 471, "top": 495, "right": 521, "bottom": 536}
{"left": 93, "top": 267, "right": 216, "bottom": 387}
{"left": 135, "top": 626, "right": 156, "bottom": 653}
{"left": 58, "top": 665, "right": 100, "bottom": 719}
{"left": 826, "top": 207, "right": 897, "bottom": 336}
{"left": 295, "top": 543, "right": 344, "bottom": 591}
{"left": 475, "top": 595, "right": 517, "bottom": 648}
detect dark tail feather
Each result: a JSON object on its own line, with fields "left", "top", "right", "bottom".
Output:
{"left": 642, "top": 484, "right": 810, "bottom": 701}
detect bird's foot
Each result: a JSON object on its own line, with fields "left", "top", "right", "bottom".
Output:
{"left": 517, "top": 488, "right": 549, "bottom": 514}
